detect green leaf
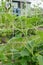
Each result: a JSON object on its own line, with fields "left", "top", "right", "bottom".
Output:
{"left": 20, "top": 58, "right": 27, "bottom": 65}
{"left": 37, "top": 55, "right": 43, "bottom": 65}
{"left": 20, "top": 48, "right": 29, "bottom": 57}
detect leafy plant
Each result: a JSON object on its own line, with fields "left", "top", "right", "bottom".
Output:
{"left": 0, "top": 5, "right": 43, "bottom": 65}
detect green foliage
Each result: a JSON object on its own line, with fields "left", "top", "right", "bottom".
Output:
{"left": 0, "top": 12, "right": 43, "bottom": 65}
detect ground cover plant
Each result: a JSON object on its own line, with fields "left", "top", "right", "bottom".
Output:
{"left": 0, "top": 12, "right": 43, "bottom": 65}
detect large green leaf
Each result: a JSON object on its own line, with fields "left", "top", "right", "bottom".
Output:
{"left": 37, "top": 55, "right": 43, "bottom": 65}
